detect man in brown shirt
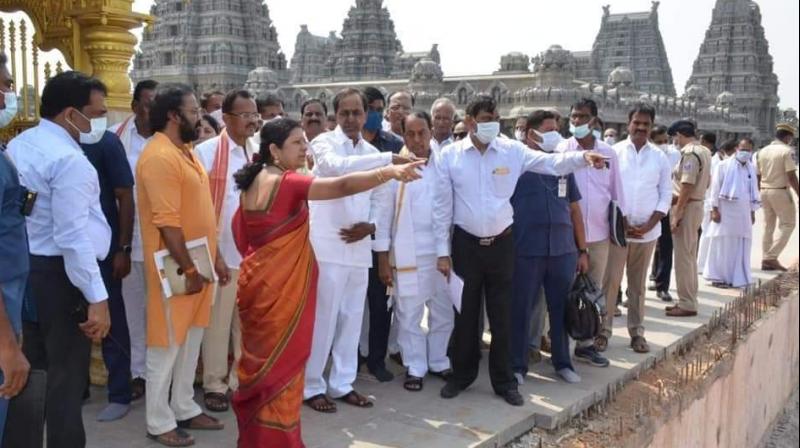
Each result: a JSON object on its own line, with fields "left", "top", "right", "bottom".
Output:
{"left": 755, "top": 123, "right": 799, "bottom": 271}
{"left": 666, "top": 120, "right": 712, "bottom": 317}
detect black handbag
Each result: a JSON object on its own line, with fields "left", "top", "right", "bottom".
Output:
{"left": 565, "top": 274, "right": 604, "bottom": 340}
{"left": 608, "top": 200, "right": 627, "bottom": 247}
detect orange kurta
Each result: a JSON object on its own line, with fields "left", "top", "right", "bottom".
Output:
{"left": 136, "top": 132, "right": 218, "bottom": 348}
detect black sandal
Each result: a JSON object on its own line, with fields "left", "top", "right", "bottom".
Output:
{"left": 404, "top": 375, "right": 424, "bottom": 392}
{"left": 304, "top": 394, "right": 337, "bottom": 413}
{"left": 203, "top": 392, "right": 229, "bottom": 412}
{"left": 336, "top": 390, "right": 373, "bottom": 408}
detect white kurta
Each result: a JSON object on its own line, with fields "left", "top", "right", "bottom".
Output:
{"left": 375, "top": 162, "right": 454, "bottom": 377}
{"left": 703, "top": 158, "right": 760, "bottom": 288}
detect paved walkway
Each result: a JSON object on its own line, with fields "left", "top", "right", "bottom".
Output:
{"left": 83, "top": 208, "right": 799, "bottom": 447}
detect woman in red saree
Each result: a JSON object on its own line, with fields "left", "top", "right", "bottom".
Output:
{"left": 230, "top": 117, "right": 423, "bottom": 448}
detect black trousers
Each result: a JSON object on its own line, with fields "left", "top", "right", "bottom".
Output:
{"left": 450, "top": 227, "right": 516, "bottom": 394}
{"left": 98, "top": 257, "right": 132, "bottom": 405}
{"left": 366, "top": 251, "right": 391, "bottom": 371}
{"left": 650, "top": 212, "right": 673, "bottom": 292}
{"left": 22, "top": 256, "right": 92, "bottom": 448}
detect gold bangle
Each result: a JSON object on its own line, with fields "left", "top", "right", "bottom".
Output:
{"left": 375, "top": 167, "right": 387, "bottom": 183}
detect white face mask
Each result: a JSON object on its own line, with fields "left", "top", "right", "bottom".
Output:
{"left": 534, "top": 130, "right": 563, "bottom": 153}
{"left": 0, "top": 92, "right": 18, "bottom": 128}
{"left": 475, "top": 121, "right": 500, "bottom": 145}
{"left": 67, "top": 109, "right": 107, "bottom": 145}
{"left": 514, "top": 130, "right": 526, "bottom": 142}
{"left": 604, "top": 136, "right": 616, "bottom": 146}
{"left": 658, "top": 144, "right": 670, "bottom": 152}
{"left": 735, "top": 150, "right": 752, "bottom": 164}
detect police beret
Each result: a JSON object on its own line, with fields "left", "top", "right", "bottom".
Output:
{"left": 667, "top": 120, "right": 696, "bottom": 137}
{"left": 776, "top": 122, "right": 797, "bottom": 136}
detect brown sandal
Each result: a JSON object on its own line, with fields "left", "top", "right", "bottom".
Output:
{"left": 176, "top": 413, "right": 224, "bottom": 430}
{"left": 630, "top": 336, "right": 650, "bottom": 353}
{"left": 147, "top": 428, "right": 195, "bottom": 447}
{"left": 203, "top": 392, "right": 229, "bottom": 412}
{"left": 336, "top": 390, "right": 373, "bottom": 408}
{"left": 304, "top": 394, "right": 337, "bottom": 413}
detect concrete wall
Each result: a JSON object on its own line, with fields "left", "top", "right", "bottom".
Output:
{"left": 649, "top": 292, "right": 799, "bottom": 448}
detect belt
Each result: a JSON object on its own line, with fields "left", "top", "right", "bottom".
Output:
{"left": 688, "top": 198, "right": 704, "bottom": 203}
{"left": 762, "top": 187, "right": 787, "bottom": 190}
{"left": 455, "top": 226, "right": 512, "bottom": 247}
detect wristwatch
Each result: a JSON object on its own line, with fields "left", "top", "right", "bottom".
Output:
{"left": 578, "top": 248, "right": 589, "bottom": 255}
{"left": 121, "top": 245, "right": 132, "bottom": 255}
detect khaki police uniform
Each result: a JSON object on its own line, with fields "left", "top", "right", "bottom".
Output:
{"left": 756, "top": 140, "right": 797, "bottom": 261}
{"left": 671, "top": 143, "right": 712, "bottom": 312}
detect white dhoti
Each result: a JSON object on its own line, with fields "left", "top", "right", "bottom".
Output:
{"left": 696, "top": 203, "right": 713, "bottom": 273}
{"left": 122, "top": 260, "right": 148, "bottom": 379}
{"left": 304, "top": 262, "right": 368, "bottom": 399}
{"left": 704, "top": 236, "right": 752, "bottom": 287}
{"left": 394, "top": 254, "right": 454, "bottom": 377}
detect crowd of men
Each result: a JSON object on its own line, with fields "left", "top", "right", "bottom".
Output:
{"left": 0, "top": 48, "right": 798, "bottom": 447}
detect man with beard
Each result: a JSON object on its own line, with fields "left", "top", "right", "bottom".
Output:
{"left": 195, "top": 90, "right": 259, "bottom": 413}
{"left": 301, "top": 98, "right": 328, "bottom": 143}
{"left": 137, "top": 83, "right": 231, "bottom": 446}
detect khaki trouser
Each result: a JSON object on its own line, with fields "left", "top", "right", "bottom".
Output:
{"left": 201, "top": 269, "right": 242, "bottom": 394}
{"left": 602, "top": 240, "right": 657, "bottom": 339}
{"left": 673, "top": 202, "right": 704, "bottom": 312}
{"left": 761, "top": 189, "right": 797, "bottom": 261}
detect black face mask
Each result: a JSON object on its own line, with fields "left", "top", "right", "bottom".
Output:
{"left": 179, "top": 113, "right": 199, "bottom": 143}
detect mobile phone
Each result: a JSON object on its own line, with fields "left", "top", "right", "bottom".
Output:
{"left": 20, "top": 189, "right": 37, "bottom": 216}
{"left": 71, "top": 301, "right": 88, "bottom": 323}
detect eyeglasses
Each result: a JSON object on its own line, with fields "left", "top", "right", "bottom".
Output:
{"left": 227, "top": 111, "right": 260, "bottom": 120}
{"left": 453, "top": 132, "right": 468, "bottom": 139}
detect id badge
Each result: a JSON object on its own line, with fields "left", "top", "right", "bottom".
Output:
{"left": 558, "top": 177, "right": 567, "bottom": 198}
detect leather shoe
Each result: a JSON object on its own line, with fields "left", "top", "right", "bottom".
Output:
{"left": 657, "top": 290, "right": 673, "bottom": 302}
{"left": 665, "top": 304, "right": 678, "bottom": 311}
{"left": 665, "top": 306, "right": 697, "bottom": 317}
{"left": 497, "top": 389, "right": 524, "bottom": 406}
{"left": 762, "top": 260, "right": 787, "bottom": 272}
{"left": 440, "top": 382, "right": 462, "bottom": 399}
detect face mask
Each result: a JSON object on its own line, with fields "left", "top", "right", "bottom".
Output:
{"left": 658, "top": 144, "right": 670, "bottom": 152}
{"left": 534, "top": 130, "right": 563, "bottom": 153}
{"left": 592, "top": 130, "right": 602, "bottom": 141}
{"left": 67, "top": 109, "right": 107, "bottom": 145}
{"left": 735, "top": 150, "right": 752, "bottom": 164}
{"left": 514, "top": 130, "right": 526, "bottom": 142}
{"left": 570, "top": 122, "right": 591, "bottom": 139}
{"left": 0, "top": 92, "right": 18, "bottom": 128}
{"left": 475, "top": 121, "right": 500, "bottom": 144}
{"left": 364, "top": 110, "right": 383, "bottom": 132}
{"left": 604, "top": 136, "right": 616, "bottom": 146}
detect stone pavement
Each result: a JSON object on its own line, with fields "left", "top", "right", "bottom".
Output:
{"left": 83, "top": 208, "right": 799, "bottom": 448}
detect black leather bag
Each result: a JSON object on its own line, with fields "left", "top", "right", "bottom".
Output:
{"left": 565, "top": 274, "right": 604, "bottom": 340}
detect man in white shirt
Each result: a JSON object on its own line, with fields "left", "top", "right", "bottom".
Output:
{"left": 8, "top": 71, "right": 112, "bottom": 448}
{"left": 195, "top": 89, "right": 259, "bottom": 412}
{"left": 108, "top": 79, "right": 157, "bottom": 400}
{"left": 433, "top": 95, "right": 607, "bottom": 406}
{"left": 430, "top": 98, "right": 456, "bottom": 156}
{"left": 383, "top": 90, "right": 413, "bottom": 141}
{"left": 603, "top": 103, "right": 672, "bottom": 354}
{"left": 300, "top": 98, "right": 328, "bottom": 143}
{"left": 304, "top": 88, "right": 410, "bottom": 412}
{"left": 375, "top": 111, "right": 453, "bottom": 391}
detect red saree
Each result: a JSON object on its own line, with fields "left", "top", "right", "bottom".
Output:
{"left": 231, "top": 172, "right": 317, "bottom": 448}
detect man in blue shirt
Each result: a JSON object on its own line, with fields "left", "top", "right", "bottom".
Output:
{"left": 359, "top": 86, "right": 405, "bottom": 381}
{"left": 509, "top": 110, "right": 593, "bottom": 385}
{"left": 81, "top": 131, "right": 135, "bottom": 421}
{"left": 0, "top": 51, "right": 30, "bottom": 443}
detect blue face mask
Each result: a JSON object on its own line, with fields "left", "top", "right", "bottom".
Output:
{"left": 570, "top": 122, "right": 592, "bottom": 139}
{"left": 364, "top": 110, "right": 383, "bottom": 132}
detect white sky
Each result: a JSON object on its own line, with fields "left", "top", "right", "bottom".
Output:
{"left": 5, "top": 0, "right": 798, "bottom": 110}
